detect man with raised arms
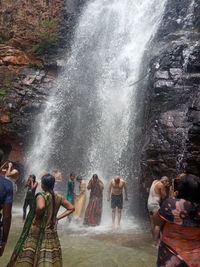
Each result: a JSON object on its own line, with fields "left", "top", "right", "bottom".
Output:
{"left": 107, "top": 176, "right": 128, "bottom": 228}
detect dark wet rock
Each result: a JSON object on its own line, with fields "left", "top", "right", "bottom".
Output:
{"left": 132, "top": 0, "right": 200, "bottom": 214}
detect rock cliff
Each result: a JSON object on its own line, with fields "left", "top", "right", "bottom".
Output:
{"left": 0, "top": 0, "right": 85, "bottom": 158}
{"left": 138, "top": 0, "right": 200, "bottom": 202}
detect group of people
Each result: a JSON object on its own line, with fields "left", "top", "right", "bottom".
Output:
{"left": 1, "top": 143, "right": 200, "bottom": 267}
{"left": 66, "top": 173, "right": 128, "bottom": 227}
{"left": 0, "top": 145, "right": 128, "bottom": 266}
{"left": 148, "top": 174, "right": 200, "bottom": 266}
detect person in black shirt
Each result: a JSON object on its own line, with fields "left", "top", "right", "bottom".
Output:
{"left": 22, "top": 174, "right": 38, "bottom": 220}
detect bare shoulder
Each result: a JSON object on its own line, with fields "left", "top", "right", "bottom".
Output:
{"left": 55, "top": 193, "right": 63, "bottom": 199}
{"left": 155, "top": 181, "right": 163, "bottom": 189}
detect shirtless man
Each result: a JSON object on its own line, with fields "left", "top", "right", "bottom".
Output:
{"left": 147, "top": 176, "right": 169, "bottom": 246}
{"left": 107, "top": 176, "right": 128, "bottom": 227}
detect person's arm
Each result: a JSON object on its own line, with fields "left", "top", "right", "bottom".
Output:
{"left": 33, "top": 195, "right": 45, "bottom": 224}
{"left": 107, "top": 181, "right": 112, "bottom": 201}
{"left": 160, "top": 184, "right": 167, "bottom": 201}
{"left": 56, "top": 199, "right": 75, "bottom": 221}
{"left": 0, "top": 181, "right": 13, "bottom": 257}
{"left": 169, "top": 179, "right": 176, "bottom": 198}
{"left": 98, "top": 180, "right": 104, "bottom": 190}
{"left": 124, "top": 181, "right": 128, "bottom": 200}
{"left": 24, "top": 179, "right": 30, "bottom": 188}
{"left": 31, "top": 181, "right": 38, "bottom": 190}
{"left": 0, "top": 203, "right": 12, "bottom": 256}
{"left": 5, "top": 163, "right": 19, "bottom": 180}
{"left": 87, "top": 180, "right": 92, "bottom": 190}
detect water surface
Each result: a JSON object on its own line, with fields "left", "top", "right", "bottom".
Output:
{"left": 1, "top": 207, "right": 157, "bottom": 267}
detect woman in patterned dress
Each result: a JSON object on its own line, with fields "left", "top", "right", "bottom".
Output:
{"left": 154, "top": 174, "right": 200, "bottom": 267}
{"left": 83, "top": 174, "right": 104, "bottom": 226}
{"left": 7, "top": 173, "right": 75, "bottom": 267}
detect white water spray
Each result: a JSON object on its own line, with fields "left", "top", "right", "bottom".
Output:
{"left": 26, "top": 0, "right": 167, "bottom": 228}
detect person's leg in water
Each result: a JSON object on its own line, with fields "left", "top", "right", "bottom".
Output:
{"left": 68, "top": 213, "right": 73, "bottom": 223}
{"left": 117, "top": 208, "right": 122, "bottom": 227}
{"left": 149, "top": 213, "right": 160, "bottom": 247}
{"left": 112, "top": 208, "right": 116, "bottom": 228}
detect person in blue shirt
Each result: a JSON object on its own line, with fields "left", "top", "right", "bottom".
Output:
{"left": 0, "top": 147, "right": 13, "bottom": 256}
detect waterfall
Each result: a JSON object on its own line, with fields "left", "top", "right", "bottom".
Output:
{"left": 26, "top": 0, "right": 167, "bottom": 221}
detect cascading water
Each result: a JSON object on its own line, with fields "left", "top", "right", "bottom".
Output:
{"left": 26, "top": 0, "right": 167, "bottom": 226}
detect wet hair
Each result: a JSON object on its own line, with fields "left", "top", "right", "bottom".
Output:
{"left": 41, "top": 174, "right": 56, "bottom": 228}
{"left": 175, "top": 174, "right": 200, "bottom": 222}
{"left": 160, "top": 176, "right": 169, "bottom": 182}
{"left": 76, "top": 175, "right": 82, "bottom": 181}
{"left": 174, "top": 174, "right": 200, "bottom": 204}
{"left": 29, "top": 174, "right": 36, "bottom": 183}
{"left": 92, "top": 174, "right": 98, "bottom": 179}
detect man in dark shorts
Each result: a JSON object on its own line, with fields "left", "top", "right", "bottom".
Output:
{"left": 0, "top": 148, "right": 13, "bottom": 256}
{"left": 107, "top": 176, "right": 128, "bottom": 228}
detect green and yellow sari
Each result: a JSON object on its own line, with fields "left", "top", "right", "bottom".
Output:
{"left": 7, "top": 192, "right": 63, "bottom": 267}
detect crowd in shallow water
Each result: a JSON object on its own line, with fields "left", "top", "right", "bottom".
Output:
{"left": 0, "top": 144, "right": 200, "bottom": 266}
{"left": 0, "top": 145, "right": 129, "bottom": 266}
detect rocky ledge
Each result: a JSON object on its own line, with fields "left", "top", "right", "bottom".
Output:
{"left": 138, "top": 0, "right": 200, "bottom": 202}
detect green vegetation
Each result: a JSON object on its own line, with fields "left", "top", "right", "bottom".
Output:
{"left": 4, "top": 81, "right": 12, "bottom": 87}
{"left": 29, "top": 19, "right": 59, "bottom": 55}
{"left": 0, "top": 89, "right": 6, "bottom": 95}
{"left": 28, "top": 62, "right": 44, "bottom": 69}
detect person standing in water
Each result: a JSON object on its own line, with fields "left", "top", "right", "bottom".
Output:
{"left": 23, "top": 174, "right": 38, "bottom": 220}
{"left": 66, "top": 172, "right": 75, "bottom": 222}
{"left": 147, "top": 176, "right": 169, "bottom": 246}
{"left": 84, "top": 174, "right": 104, "bottom": 226}
{"left": 0, "top": 147, "right": 13, "bottom": 257}
{"left": 73, "top": 175, "right": 87, "bottom": 222}
{"left": 51, "top": 169, "right": 63, "bottom": 194}
{"left": 107, "top": 176, "right": 128, "bottom": 228}
{"left": 7, "top": 173, "right": 75, "bottom": 267}
{"left": 66, "top": 172, "right": 75, "bottom": 204}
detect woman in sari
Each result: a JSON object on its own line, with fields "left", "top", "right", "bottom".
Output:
{"left": 84, "top": 174, "right": 104, "bottom": 226}
{"left": 73, "top": 175, "right": 87, "bottom": 221}
{"left": 7, "top": 173, "right": 75, "bottom": 267}
{"left": 154, "top": 174, "right": 200, "bottom": 267}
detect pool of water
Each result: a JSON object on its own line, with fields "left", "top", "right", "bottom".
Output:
{"left": 1, "top": 207, "right": 157, "bottom": 266}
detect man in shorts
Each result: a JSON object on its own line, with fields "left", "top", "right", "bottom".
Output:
{"left": 107, "top": 176, "right": 128, "bottom": 227}
{"left": 147, "top": 176, "right": 169, "bottom": 246}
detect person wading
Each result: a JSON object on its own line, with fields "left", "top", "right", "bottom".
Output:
{"left": 107, "top": 176, "right": 128, "bottom": 228}
{"left": 7, "top": 173, "right": 75, "bottom": 267}
{"left": 23, "top": 174, "right": 38, "bottom": 220}
{"left": 147, "top": 176, "right": 169, "bottom": 246}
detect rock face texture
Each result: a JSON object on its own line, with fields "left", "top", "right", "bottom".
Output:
{"left": 139, "top": 0, "right": 200, "bottom": 199}
{"left": 0, "top": 0, "right": 64, "bottom": 50}
{"left": 0, "top": 0, "right": 85, "bottom": 159}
